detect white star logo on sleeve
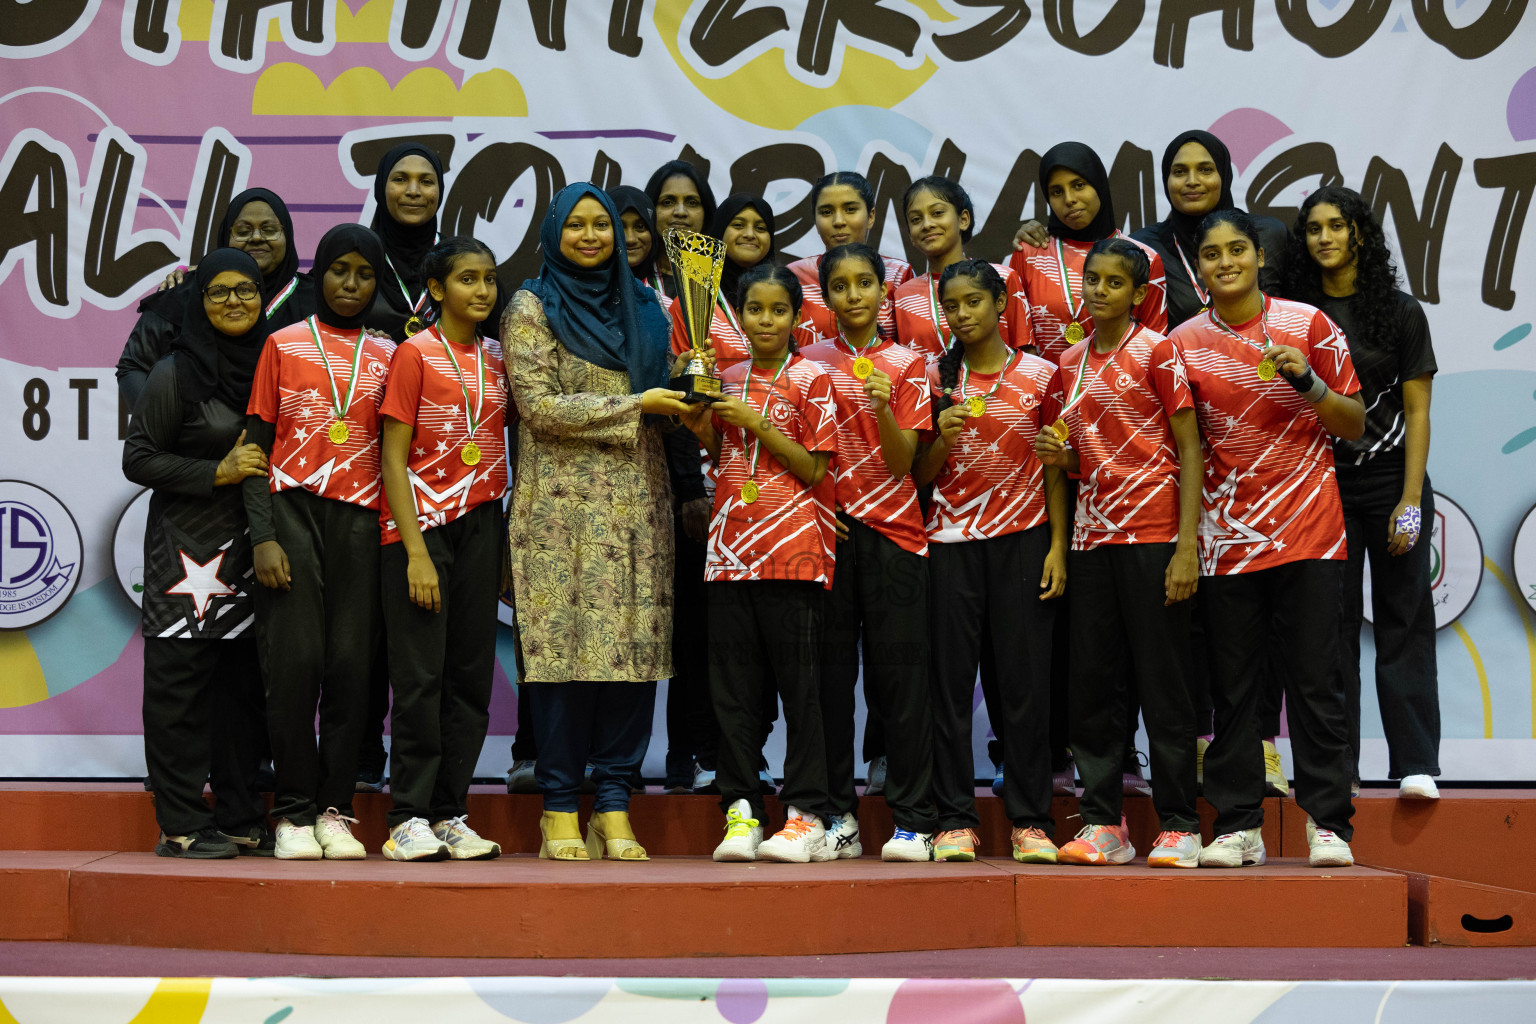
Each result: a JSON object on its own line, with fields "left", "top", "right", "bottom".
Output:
{"left": 166, "top": 550, "right": 237, "bottom": 621}
{"left": 435, "top": 440, "right": 450, "bottom": 453}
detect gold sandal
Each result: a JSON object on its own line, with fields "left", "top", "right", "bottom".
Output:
{"left": 539, "top": 810, "right": 589, "bottom": 860}
{"left": 584, "top": 810, "right": 649, "bottom": 861}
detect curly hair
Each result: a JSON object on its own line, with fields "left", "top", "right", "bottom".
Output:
{"left": 933, "top": 259, "right": 1006, "bottom": 416}
{"left": 1282, "top": 185, "right": 1400, "bottom": 356}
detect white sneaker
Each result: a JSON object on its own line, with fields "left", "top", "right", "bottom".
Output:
{"left": 274, "top": 817, "right": 323, "bottom": 860}
{"left": 1199, "top": 827, "right": 1266, "bottom": 867}
{"left": 825, "top": 813, "right": 863, "bottom": 859}
{"left": 1306, "top": 816, "right": 1355, "bottom": 867}
{"left": 757, "top": 809, "right": 829, "bottom": 863}
{"left": 431, "top": 815, "right": 501, "bottom": 860}
{"left": 864, "top": 756, "right": 887, "bottom": 796}
{"left": 1399, "top": 774, "right": 1440, "bottom": 800}
{"left": 712, "top": 800, "right": 763, "bottom": 862}
{"left": 383, "top": 817, "right": 450, "bottom": 861}
{"left": 314, "top": 807, "right": 366, "bottom": 860}
{"left": 881, "top": 828, "right": 933, "bottom": 862}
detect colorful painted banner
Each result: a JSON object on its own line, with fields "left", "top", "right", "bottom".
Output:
{"left": 2, "top": 2, "right": 1535, "bottom": 777}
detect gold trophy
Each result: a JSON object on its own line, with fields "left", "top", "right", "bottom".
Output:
{"left": 664, "top": 228, "right": 725, "bottom": 403}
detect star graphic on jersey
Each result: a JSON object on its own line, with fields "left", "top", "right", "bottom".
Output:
{"left": 294, "top": 426, "right": 309, "bottom": 443}
{"left": 305, "top": 387, "right": 322, "bottom": 401}
{"left": 435, "top": 440, "right": 449, "bottom": 453}
{"left": 297, "top": 407, "right": 312, "bottom": 420}
{"left": 166, "top": 550, "right": 236, "bottom": 622}
{"left": 297, "top": 455, "right": 307, "bottom": 468}
{"left": 810, "top": 389, "right": 839, "bottom": 425}
{"left": 414, "top": 447, "right": 426, "bottom": 456}
{"left": 436, "top": 468, "right": 446, "bottom": 479}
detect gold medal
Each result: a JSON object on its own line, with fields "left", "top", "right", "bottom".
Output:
{"left": 1064, "top": 320, "right": 1085, "bottom": 345}
{"left": 461, "top": 441, "right": 481, "bottom": 466}
{"left": 741, "top": 480, "right": 759, "bottom": 504}
{"left": 1051, "top": 418, "right": 1069, "bottom": 441}
{"left": 403, "top": 315, "right": 424, "bottom": 337}
{"left": 965, "top": 396, "right": 986, "bottom": 418}
{"left": 328, "top": 420, "right": 349, "bottom": 445}
{"left": 852, "top": 356, "right": 874, "bottom": 380}
{"left": 1256, "top": 358, "right": 1277, "bottom": 381}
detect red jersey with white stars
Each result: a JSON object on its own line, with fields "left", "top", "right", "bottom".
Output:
{"left": 706, "top": 354, "right": 839, "bottom": 587}
{"left": 788, "top": 252, "right": 915, "bottom": 346}
{"left": 800, "top": 334, "right": 932, "bottom": 555}
{"left": 1057, "top": 324, "right": 1193, "bottom": 549}
{"left": 248, "top": 318, "right": 396, "bottom": 509}
{"left": 377, "top": 327, "right": 510, "bottom": 545}
{"left": 1169, "top": 296, "right": 1360, "bottom": 576}
{"left": 1007, "top": 232, "right": 1167, "bottom": 364}
{"left": 893, "top": 264, "right": 1031, "bottom": 369}
{"left": 925, "top": 351, "right": 1061, "bottom": 543}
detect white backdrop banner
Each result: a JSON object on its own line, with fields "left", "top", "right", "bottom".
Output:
{"left": 2, "top": 1, "right": 1535, "bottom": 778}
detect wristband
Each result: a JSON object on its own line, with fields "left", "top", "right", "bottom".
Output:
{"left": 1394, "top": 505, "right": 1421, "bottom": 550}
{"left": 1286, "top": 367, "right": 1328, "bottom": 404}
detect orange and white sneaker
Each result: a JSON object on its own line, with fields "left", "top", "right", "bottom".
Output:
{"left": 757, "top": 812, "right": 829, "bottom": 863}
{"left": 1011, "top": 826, "right": 1058, "bottom": 864}
{"left": 1057, "top": 820, "right": 1135, "bottom": 865}
{"left": 934, "top": 828, "right": 979, "bottom": 862}
{"left": 1146, "top": 830, "right": 1201, "bottom": 868}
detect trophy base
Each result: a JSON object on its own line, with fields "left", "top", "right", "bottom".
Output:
{"left": 671, "top": 371, "right": 722, "bottom": 404}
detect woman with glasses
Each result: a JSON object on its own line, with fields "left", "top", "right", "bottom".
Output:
{"left": 123, "top": 249, "right": 276, "bottom": 858}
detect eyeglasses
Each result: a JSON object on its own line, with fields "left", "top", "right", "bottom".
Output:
{"left": 229, "top": 224, "right": 284, "bottom": 242}
{"left": 204, "top": 282, "right": 260, "bottom": 303}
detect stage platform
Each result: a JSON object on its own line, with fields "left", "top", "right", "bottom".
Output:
{"left": 0, "top": 786, "right": 1531, "bottom": 957}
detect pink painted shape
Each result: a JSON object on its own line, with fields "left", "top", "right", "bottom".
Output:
{"left": 1510, "top": 67, "right": 1536, "bottom": 142}
{"left": 886, "top": 979, "right": 1025, "bottom": 1024}
{"left": 0, "top": 629, "right": 144, "bottom": 735}
{"left": 1208, "top": 108, "right": 1295, "bottom": 174}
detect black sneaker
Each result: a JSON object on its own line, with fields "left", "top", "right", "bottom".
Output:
{"left": 355, "top": 769, "right": 386, "bottom": 793}
{"left": 219, "top": 824, "right": 276, "bottom": 856}
{"left": 156, "top": 828, "right": 238, "bottom": 859}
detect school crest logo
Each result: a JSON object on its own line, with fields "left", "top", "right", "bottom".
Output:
{"left": 0, "top": 481, "right": 83, "bottom": 630}
{"left": 112, "top": 489, "right": 154, "bottom": 608}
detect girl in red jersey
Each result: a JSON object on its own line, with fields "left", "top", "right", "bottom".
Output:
{"left": 679, "top": 264, "right": 840, "bottom": 863}
{"left": 1170, "top": 209, "right": 1365, "bottom": 869}
{"left": 801, "top": 242, "right": 940, "bottom": 861}
{"left": 1009, "top": 143, "right": 1168, "bottom": 365}
{"left": 377, "top": 236, "right": 510, "bottom": 863}
{"left": 244, "top": 225, "right": 395, "bottom": 861}
{"left": 1035, "top": 238, "right": 1205, "bottom": 869}
{"left": 788, "top": 172, "right": 916, "bottom": 345}
{"left": 912, "top": 260, "right": 1067, "bottom": 864}
{"left": 895, "top": 177, "right": 1030, "bottom": 369}
{"left": 669, "top": 193, "right": 777, "bottom": 378}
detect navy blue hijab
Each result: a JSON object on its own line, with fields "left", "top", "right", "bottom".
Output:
{"left": 522, "top": 183, "right": 670, "bottom": 394}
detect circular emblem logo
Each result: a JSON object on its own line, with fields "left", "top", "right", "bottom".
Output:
{"left": 1115, "top": 371, "right": 1136, "bottom": 390}
{"left": 1363, "top": 491, "right": 1481, "bottom": 630}
{"left": 112, "top": 488, "right": 153, "bottom": 608}
{"left": 1513, "top": 501, "right": 1536, "bottom": 620}
{"left": 0, "top": 481, "right": 83, "bottom": 630}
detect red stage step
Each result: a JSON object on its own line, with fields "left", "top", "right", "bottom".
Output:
{"left": 2, "top": 851, "right": 1407, "bottom": 957}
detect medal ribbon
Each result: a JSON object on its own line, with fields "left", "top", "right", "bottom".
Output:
{"left": 926, "top": 273, "right": 952, "bottom": 351}
{"left": 1172, "top": 238, "right": 1211, "bottom": 308}
{"left": 1062, "top": 322, "right": 1143, "bottom": 416}
{"left": 743, "top": 353, "right": 793, "bottom": 483}
{"left": 264, "top": 277, "right": 298, "bottom": 319}
{"left": 436, "top": 328, "right": 488, "bottom": 444}
{"left": 305, "top": 316, "right": 367, "bottom": 422}
{"left": 1207, "top": 295, "right": 1274, "bottom": 360}
{"left": 1053, "top": 237, "right": 1087, "bottom": 328}
{"left": 957, "top": 350, "right": 1017, "bottom": 405}
{"left": 716, "top": 295, "right": 746, "bottom": 342}
{"left": 385, "top": 252, "right": 432, "bottom": 315}
{"left": 836, "top": 330, "right": 879, "bottom": 364}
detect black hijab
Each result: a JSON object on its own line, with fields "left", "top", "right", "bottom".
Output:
{"left": 644, "top": 160, "right": 718, "bottom": 234}
{"left": 1039, "top": 142, "right": 1117, "bottom": 243}
{"left": 311, "top": 224, "right": 386, "bottom": 330}
{"left": 1156, "top": 130, "right": 1237, "bottom": 257}
{"left": 608, "top": 185, "right": 660, "bottom": 283}
{"left": 520, "top": 183, "right": 671, "bottom": 394}
{"left": 369, "top": 142, "right": 444, "bottom": 313}
{"left": 218, "top": 187, "right": 301, "bottom": 308}
{"left": 173, "top": 248, "right": 269, "bottom": 409}
{"left": 711, "top": 193, "right": 776, "bottom": 307}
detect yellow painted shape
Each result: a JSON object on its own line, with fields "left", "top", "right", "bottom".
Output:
{"left": 125, "top": 978, "right": 214, "bottom": 1024}
{"left": 1482, "top": 557, "right": 1536, "bottom": 737}
{"left": 0, "top": 992, "right": 22, "bottom": 1024}
{"left": 1451, "top": 621, "right": 1493, "bottom": 739}
{"left": 0, "top": 632, "right": 48, "bottom": 709}
{"left": 252, "top": 64, "right": 527, "bottom": 117}
{"left": 652, "top": 3, "right": 952, "bottom": 130}
{"left": 179, "top": 0, "right": 389, "bottom": 44}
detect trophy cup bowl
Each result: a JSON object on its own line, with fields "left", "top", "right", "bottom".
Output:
{"left": 663, "top": 228, "right": 726, "bottom": 403}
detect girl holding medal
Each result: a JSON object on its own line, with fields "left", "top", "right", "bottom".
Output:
{"left": 1008, "top": 143, "right": 1167, "bottom": 365}
{"left": 1033, "top": 239, "right": 1205, "bottom": 868}
{"left": 788, "top": 172, "right": 915, "bottom": 344}
{"left": 1169, "top": 209, "right": 1365, "bottom": 868}
{"left": 895, "top": 177, "right": 1030, "bottom": 368}
{"left": 244, "top": 224, "right": 395, "bottom": 860}
{"left": 368, "top": 142, "right": 446, "bottom": 340}
{"left": 911, "top": 260, "right": 1067, "bottom": 864}
{"left": 377, "top": 236, "right": 509, "bottom": 862}
{"left": 1284, "top": 186, "right": 1442, "bottom": 801}
{"left": 678, "top": 264, "right": 840, "bottom": 862}
{"left": 801, "top": 242, "right": 941, "bottom": 862}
